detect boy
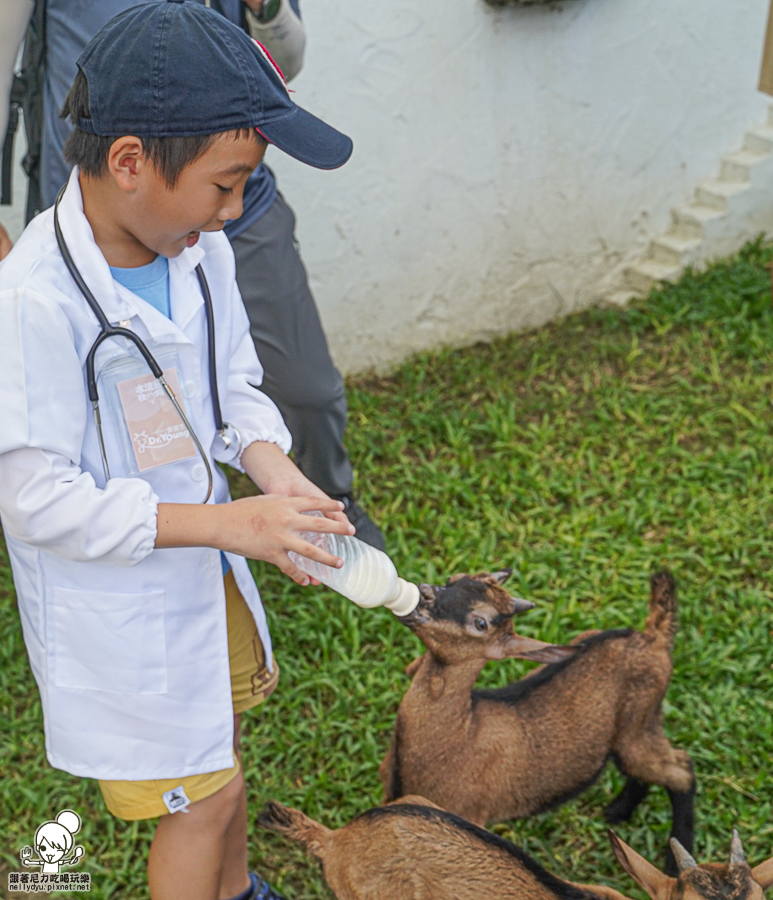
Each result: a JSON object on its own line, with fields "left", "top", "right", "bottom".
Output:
{"left": 0, "top": 2, "right": 358, "bottom": 898}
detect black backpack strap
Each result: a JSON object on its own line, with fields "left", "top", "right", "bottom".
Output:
{"left": 0, "top": 0, "right": 46, "bottom": 217}
{"left": 1, "top": 27, "right": 29, "bottom": 207}
{"left": 1, "top": 80, "right": 21, "bottom": 205}
{"left": 20, "top": 0, "right": 47, "bottom": 222}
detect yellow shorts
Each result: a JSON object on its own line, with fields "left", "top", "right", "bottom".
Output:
{"left": 98, "top": 570, "right": 279, "bottom": 820}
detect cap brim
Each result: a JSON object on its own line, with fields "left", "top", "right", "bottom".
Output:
{"left": 258, "top": 105, "right": 353, "bottom": 170}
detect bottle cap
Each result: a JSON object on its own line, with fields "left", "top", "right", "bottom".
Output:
{"left": 384, "top": 579, "right": 420, "bottom": 616}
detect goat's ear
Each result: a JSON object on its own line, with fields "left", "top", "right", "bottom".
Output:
{"left": 752, "top": 856, "right": 773, "bottom": 890}
{"left": 388, "top": 795, "right": 443, "bottom": 810}
{"left": 446, "top": 573, "right": 467, "bottom": 585}
{"left": 418, "top": 583, "right": 439, "bottom": 604}
{"left": 609, "top": 831, "right": 674, "bottom": 900}
{"left": 405, "top": 655, "right": 424, "bottom": 678}
{"left": 490, "top": 568, "right": 513, "bottom": 585}
{"left": 492, "top": 635, "right": 577, "bottom": 663}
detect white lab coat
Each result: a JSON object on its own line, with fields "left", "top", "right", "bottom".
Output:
{"left": 0, "top": 168, "right": 292, "bottom": 781}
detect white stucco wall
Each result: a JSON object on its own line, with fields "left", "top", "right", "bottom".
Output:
{"left": 267, "top": 0, "right": 772, "bottom": 372}
{"left": 2, "top": 1, "right": 769, "bottom": 373}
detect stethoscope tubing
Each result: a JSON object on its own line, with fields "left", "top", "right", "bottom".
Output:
{"left": 52, "top": 184, "right": 238, "bottom": 504}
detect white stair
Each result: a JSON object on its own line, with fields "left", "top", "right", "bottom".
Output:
{"left": 620, "top": 104, "right": 773, "bottom": 297}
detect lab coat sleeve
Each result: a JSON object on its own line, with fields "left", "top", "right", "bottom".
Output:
{"left": 0, "top": 286, "right": 158, "bottom": 565}
{"left": 0, "top": 448, "right": 159, "bottom": 566}
{"left": 214, "top": 280, "right": 293, "bottom": 471}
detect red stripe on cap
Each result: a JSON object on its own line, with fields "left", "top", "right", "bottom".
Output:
{"left": 255, "top": 125, "right": 272, "bottom": 145}
{"left": 251, "top": 38, "right": 289, "bottom": 93}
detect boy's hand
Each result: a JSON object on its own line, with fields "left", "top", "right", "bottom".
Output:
{"left": 156, "top": 494, "right": 355, "bottom": 586}
{"left": 241, "top": 440, "right": 350, "bottom": 526}
{"left": 217, "top": 494, "right": 354, "bottom": 584}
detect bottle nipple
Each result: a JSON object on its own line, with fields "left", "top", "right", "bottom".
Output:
{"left": 383, "top": 578, "right": 420, "bottom": 616}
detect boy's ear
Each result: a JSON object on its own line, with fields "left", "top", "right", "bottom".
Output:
{"left": 107, "top": 136, "right": 146, "bottom": 190}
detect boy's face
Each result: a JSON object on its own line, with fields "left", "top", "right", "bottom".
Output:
{"left": 106, "top": 131, "right": 266, "bottom": 260}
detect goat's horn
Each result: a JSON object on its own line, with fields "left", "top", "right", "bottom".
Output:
{"left": 510, "top": 597, "right": 535, "bottom": 614}
{"left": 670, "top": 838, "right": 698, "bottom": 871}
{"left": 730, "top": 830, "right": 746, "bottom": 867}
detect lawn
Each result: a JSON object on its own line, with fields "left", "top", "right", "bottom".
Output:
{"left": 2, "top": 241, "right": 773, "bottom": 899}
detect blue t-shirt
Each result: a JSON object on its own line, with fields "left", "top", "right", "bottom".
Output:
{"left": 41, "top": 0, "right": 300, "bottom": 236}
{"left": 109, "top": 256, "right": 231, "bottom": 575}
{"left": 108, "top": 254, "right": 170, "bottom": 317}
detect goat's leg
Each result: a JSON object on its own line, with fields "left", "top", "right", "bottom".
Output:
{"left": 614, "top": 731, "right": 694, "bottom": 875}
{"left": 604, "top": 777, "right": 650, "bottom": 824}
{"left": 614, "top": 731, "right": 693, "bottom": 794}
{"left": 665, "top": 779, "right": 695, "bottom": 875}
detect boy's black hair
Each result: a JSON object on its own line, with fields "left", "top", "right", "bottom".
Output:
{"left": 61, "top": 70, "right": 266, "bottom": 188}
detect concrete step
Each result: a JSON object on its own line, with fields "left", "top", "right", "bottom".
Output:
{"left": 720, "top": 149, "right": 768, "bottom": 183}
{"left": 695, "top": 178, "right": 749, "bottom": 211}
{"left": 743, "top": 124, "right": 773, "bottom": 154}
{"left": 625, "top": 259, "right": 682, "bottom": 295}
{"left": 651, "top": 233, "right": 702, "bottom": 267}
{"left": 671, "top": 202, "right": 725, "bottom": 240}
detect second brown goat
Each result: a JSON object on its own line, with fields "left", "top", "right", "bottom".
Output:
{"left": 260, "top": 795, "right": 631, "bottom": 900}
{"left": 261, "top": 797, "right": 773, "bottom": 900}
{"left": 381, "top": 569, "right": 694, "bottom": 873}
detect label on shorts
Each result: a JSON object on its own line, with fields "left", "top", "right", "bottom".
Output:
{"left": 162, "top": 786, "right": 191, "bottom": 815}
{"left": 116, "top": 367, "right": 197, "bottom": 472}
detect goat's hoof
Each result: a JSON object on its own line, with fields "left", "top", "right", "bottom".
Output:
{"left": 603, "top": 795, "right": 636, "bottom": 824}
{"left": 603, "top": 803, "right": 631, "bottom": 825}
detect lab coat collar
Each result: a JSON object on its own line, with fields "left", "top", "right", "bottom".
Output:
{"left": 57, "top": 168, "right": 132, "bottom": 326}
{"left": 57, "top": 168, "right": 207, "bottom": 337}
{"left": 169, "top": 249, "right": 205, "bottom": 333}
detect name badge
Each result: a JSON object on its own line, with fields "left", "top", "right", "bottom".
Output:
{"left": 116, "top": 367, "right": 197, "bottom": 472}
{"left": 98, "top": 346, "right": 198, "bottom": 477}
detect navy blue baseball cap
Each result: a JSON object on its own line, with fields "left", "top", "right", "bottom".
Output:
{"left": 75, "top": 0, "right": 352, "bottom": 169}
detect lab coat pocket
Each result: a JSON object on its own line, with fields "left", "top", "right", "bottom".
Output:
{"left": 52, "top": 587, "right": 167, "bottom": 694}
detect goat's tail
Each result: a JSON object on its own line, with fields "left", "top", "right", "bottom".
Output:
{"left": 644, "top": 569, "right": 678, "bottom": 648}
{"left": 258, "top": 801, "right": 331, "bottom": 860}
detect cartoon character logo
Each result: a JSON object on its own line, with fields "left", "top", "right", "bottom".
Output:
{"left": 20, "top": 810, "right": 85, "bottom": 874}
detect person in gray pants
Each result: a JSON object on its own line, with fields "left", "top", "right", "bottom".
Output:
{"left": 34, "top": 0, "right": 385, "bottom": 550}
{"left": 230, "top": 191, "right": 384, "bottom": 547}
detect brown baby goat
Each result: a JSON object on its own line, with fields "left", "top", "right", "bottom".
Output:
{"left": 260, "top": 798, "right": 773, "bottom": 900}
{"left": 610, "top": 829, "right": 773, "bottom": 900}
{"left": 380, "top": 569, "right": 694, "bottom": 873}
{"left": 260, "top": 795, "right": 630, "bottom": 900}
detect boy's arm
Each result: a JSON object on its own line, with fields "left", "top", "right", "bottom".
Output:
{"left": 239, "top": 440, "right": 347, "bottom": 522}
{"left": 0, "top": 288, "right": 160, "bottom": 566}
{"left": 156, "top": 490, "right": 351, "bottom": 585}
{"left": 0, "top": 447, "right": 158, "bottom": 566}
{"left": 157, "top": 440, "right": 353, "bottom": 584}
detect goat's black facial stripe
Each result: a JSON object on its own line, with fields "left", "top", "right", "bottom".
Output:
{"left": 433, "top": 578, "right": 488, "bottom": 625}
{"left": 684, "top": 868, "right": 753, "bottom": 900}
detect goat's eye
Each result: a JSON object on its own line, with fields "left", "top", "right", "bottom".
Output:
{"left": 473, "top": 617, "right": 488, "bottom": 633}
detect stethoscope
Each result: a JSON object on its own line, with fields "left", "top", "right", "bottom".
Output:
{"left": 54, "top": 184, "right": 242, "bottom": 503}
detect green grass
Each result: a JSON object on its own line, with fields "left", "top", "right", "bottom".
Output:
{"left": 3, "top": 240, "right": 773, "bottom": 898}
